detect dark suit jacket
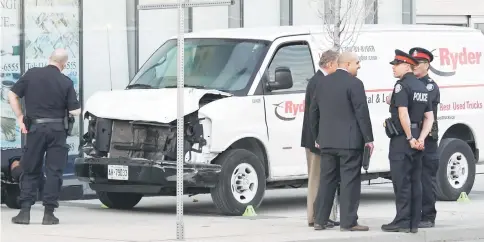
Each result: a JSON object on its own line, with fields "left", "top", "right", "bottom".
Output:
{"left": 309, "top": 69, "right": 374, "bottom": 150}
{"left": 301, "top": 70, "right": 325, "bottom": 153}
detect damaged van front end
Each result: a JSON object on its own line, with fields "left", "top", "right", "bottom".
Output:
{"left": 74, "top": 88, "right": 231, "bottom": 195}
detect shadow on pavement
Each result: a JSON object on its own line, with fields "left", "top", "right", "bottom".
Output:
{"left": 59, "top": 188, "right": 400, "bottom": 217}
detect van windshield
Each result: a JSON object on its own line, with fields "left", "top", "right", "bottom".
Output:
{"left": 128, "top": 38, "right": 269, "bottom": 94}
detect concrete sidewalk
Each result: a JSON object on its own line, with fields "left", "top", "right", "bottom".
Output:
{"left": 2, "top": 185, "right": 484, "bottom": 242}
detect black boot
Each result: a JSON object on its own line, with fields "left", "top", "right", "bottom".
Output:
{"left": 12, "top": 204, "right": 31, "bottom": 225}
{"left": 42, "top": 206, "right": 59, "bottom": 225}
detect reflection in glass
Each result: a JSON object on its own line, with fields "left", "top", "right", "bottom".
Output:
{"left": 1, "top": 1, "right": 21, "bottom": 148}
{"left": 23, "top": 0, "right": 81, "bottom": 155}
{"left": 129, "top": 38, "right": 269, "bottom": 94}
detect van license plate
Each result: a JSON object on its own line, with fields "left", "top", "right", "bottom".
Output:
{"left": 107, "top": 165, "right": 128, "bottom": 180}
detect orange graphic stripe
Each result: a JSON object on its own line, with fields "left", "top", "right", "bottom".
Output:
{"left": 365, "top": 83, "right": 484, "bottom": 93}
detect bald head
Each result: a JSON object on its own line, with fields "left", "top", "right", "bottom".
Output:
{"left": 337, "top": 52, "right": 358, "bottom": 66}
{"left": 49, "top": 48, "right": 69, "bottom": 70}
{"left": 337, "top": 52, "right": 361, "bottom": 76}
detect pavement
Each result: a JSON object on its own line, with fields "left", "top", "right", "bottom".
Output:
{"left": 2, "top": 165, "right": 484, "bottom": 242}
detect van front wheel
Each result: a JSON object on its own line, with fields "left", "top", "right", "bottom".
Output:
{"left": 435, "top": 138, "right": 476, "bottom": 201}
{"left": 210, "top": 149, "right": 266, "bottom": 216}
{"left": 97, "top": 191, "right": 143, "bottom": 209}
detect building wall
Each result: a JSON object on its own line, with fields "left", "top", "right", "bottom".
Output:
{"left": 135, "top": 0, "right": 377, "bottom": 66}
{"left": 377, "top": 0, "right": 403, "bottom": 24}
{"left": 415, "top": 0, "right": 484, "bottom": 33}
{"left": 82, "top": 0, "right": 131, "bottom": 135}
{"left": 416, "top": 0, "right": 484, "bottom": 16}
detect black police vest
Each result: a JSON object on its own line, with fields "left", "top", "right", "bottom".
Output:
{"left": 420, "top": 75, "right": 439, "bottom": 120}
{"left": 389, "top": 77, "right": 429, "bottom": 129}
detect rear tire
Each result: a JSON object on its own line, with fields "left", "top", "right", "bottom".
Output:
{"left": 210, "top": 149, "right": 266, "bottom": 216}
{"left": 435, "top": 138, "right": 476, "bottom": 201}
{"left": 97, "top": 191, "right": 143, "bottom": 209}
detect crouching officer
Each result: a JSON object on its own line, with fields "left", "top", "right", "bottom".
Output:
{"left": 409, "top": 47, "right": 441, "bottom": 228}
{"left": 381, "top": 49, "right": 435, "bottom": 233}
{"left": 7, "top": 49, "right": 81, "bottom": 225}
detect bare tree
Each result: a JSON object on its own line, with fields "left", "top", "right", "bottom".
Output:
{"left": 311, "top": 0, "right": 378, "bottom": 52}
{"left": 308, "top": 0, "right": 377, "bottom": 223}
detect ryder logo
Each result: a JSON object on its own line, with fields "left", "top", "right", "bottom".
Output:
{"left": 429, "top": 47, "right": 482, "bottom": 77}
{"left": 273, "top": 100, "right": 304, "bottom": 121}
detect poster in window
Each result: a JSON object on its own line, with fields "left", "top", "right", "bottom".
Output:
{"left": 1, "top": 0, "right": 21, "bottom": 149}
{"left": 24, "top": 0, "right": 80, "bottom": 155}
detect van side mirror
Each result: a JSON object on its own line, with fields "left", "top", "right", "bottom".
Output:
{"left": 267, "top": 67, "right": 293, "bottom": 91}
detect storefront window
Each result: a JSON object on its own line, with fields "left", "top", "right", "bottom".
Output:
{"left": 1, "top": 0, "right": 21, "bottom": 149}
{"left": 24, "top": 0, "right": 80, "bottom": 155}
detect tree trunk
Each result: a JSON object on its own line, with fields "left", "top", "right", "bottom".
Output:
{"left": 332, "top": 0, "right": 342, "bottom": 51}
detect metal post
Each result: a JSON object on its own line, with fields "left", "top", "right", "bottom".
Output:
{"left": 176, "top": 0, "right": 185, "bottom": 240}
{"left": 136, "top": 1, "right": 235, "bottom": 240}
{"left": 402, "top": 0, "right": 416, "bottom": 24}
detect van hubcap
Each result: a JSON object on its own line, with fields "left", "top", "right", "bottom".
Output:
{"left": 446, "top": 152, "right": 468, "bottom": 189}
{"left": 231, "top": 163, "right": 258, "bottom": 204}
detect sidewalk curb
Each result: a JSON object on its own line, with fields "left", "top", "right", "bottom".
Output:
{"left": 290, "top": 225, "right": 484, "bottom": 242}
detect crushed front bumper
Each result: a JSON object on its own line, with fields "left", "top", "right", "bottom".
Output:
{"left": 74, "top": 157, "right": 221, "bottom": 194}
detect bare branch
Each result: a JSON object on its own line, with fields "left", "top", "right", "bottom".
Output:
{"left": 315, "top": 0, "right": 379, "bottom": 50}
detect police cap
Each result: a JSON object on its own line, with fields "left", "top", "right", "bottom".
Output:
{"left": 389, "top": 49, "right": 418, "bottom": 66}
{"left": 409, "top": 47, "right": 434, "bottom": 62}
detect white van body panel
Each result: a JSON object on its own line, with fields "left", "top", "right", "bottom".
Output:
{"left": 76, "top": 24, "right": 484, "bottom": 214}
{"left": 83, "top": 24, "right": 484, "bottom": 185}
{"left": 84, "top": 88, "right": 231, "bottom": 123}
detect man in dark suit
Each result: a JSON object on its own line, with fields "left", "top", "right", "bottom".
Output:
{"left": 309, "top": 52, "right": 374, "bottom": 231}
{"left": 301, "top": 50, "right": 340, "bottom": 228}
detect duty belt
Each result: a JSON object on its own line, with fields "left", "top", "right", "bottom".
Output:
{"left": 31, "top": 118, "right": 64, "bottom": 124}
{"left": 410, "top": 123, "right": 420, "bottom": 129}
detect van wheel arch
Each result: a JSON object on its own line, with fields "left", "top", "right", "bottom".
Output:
{"left": 435, "top": 124, "right": 478, "bottom": 201}
{"left": 210, "top": 149, "right": 267, "bottom": 215}
{"left": 226, "top": 137, "right": 269, "bottom": 178}
{"left": 441, "top": 123, "right": 478, "bottom": 161}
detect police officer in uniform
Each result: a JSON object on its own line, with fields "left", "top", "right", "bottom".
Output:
{"left": 381, "top": 49, "right": 435, "bottom": 233}
{"left": 7, "top": 49, "right": 80, "bottom": 225}
{"left": 409, "top": 47, "right": 441, "bottom": 228}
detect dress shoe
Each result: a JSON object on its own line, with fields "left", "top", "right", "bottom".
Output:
{"left": 341, "top": 224, "right": 369, "bottom": 231}
{"left": 314, "top": 223, "right": 326, "bottom": 230}
{"left": 308, "top": 222, "right": 314, "bottom": 227}
{"left": 381, "top": 223, "right": 410, "bottom": 233}
{"left": 418, "top": 221, "right": 435, "bottom": 228}
{"left": 328, "top": 219, "right": 340, "bottom": 227}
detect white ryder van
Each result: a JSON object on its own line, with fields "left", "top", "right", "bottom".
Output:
{"left": 75, "top": 24, "right": 484, "bottom": 215}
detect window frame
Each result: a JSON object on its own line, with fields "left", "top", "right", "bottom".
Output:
{"left": 259, "top": 40, "right": 316, "bottom": 96}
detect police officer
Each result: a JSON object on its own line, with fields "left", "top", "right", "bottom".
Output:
{"left": 7, "top": 49, "right": 80, "bottom": 225}
{"left": 381, "top": 49, "right": 435, "bottom": 233}
{"left": 409, "top": 47, "right": 440, "bottom": 228}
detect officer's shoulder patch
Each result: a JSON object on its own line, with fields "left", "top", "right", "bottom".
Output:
{"left": 394, "top": 83, "right": 402, "bottom": 93}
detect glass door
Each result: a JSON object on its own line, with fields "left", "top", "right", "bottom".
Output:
{"left": 470, "top": 16, "right": 484, "bottom": 34}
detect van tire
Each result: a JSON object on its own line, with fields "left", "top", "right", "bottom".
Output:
{"left": 210, "top": 149, "right": 266, "bottom": 216}
{"left": 97, "top": 191, "right": 143, "bottom": 209}
{"left": 435, "top": 138, "right": 476, "bottom": 201}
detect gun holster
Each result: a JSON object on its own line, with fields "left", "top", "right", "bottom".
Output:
{"left": 384, "top": 118, "right": 400, "bottom": 138}
{"left": 23, "top": 116, "right": 32, "bottom": 130}
{"left": 64, "top": 114, "right": 75, "bottom": 136}
{"left": 429, "top": 121, "right": 439, "bottom": 141}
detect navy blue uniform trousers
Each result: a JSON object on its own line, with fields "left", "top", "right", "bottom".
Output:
{"left": 18, "top": 123, "right": 68, "bottom": 208}
{"left": 421, "top": 137, "right": 439, "bottom": 222}
{"left": 389, "top": 133, "right": 424, "bottom": 230}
